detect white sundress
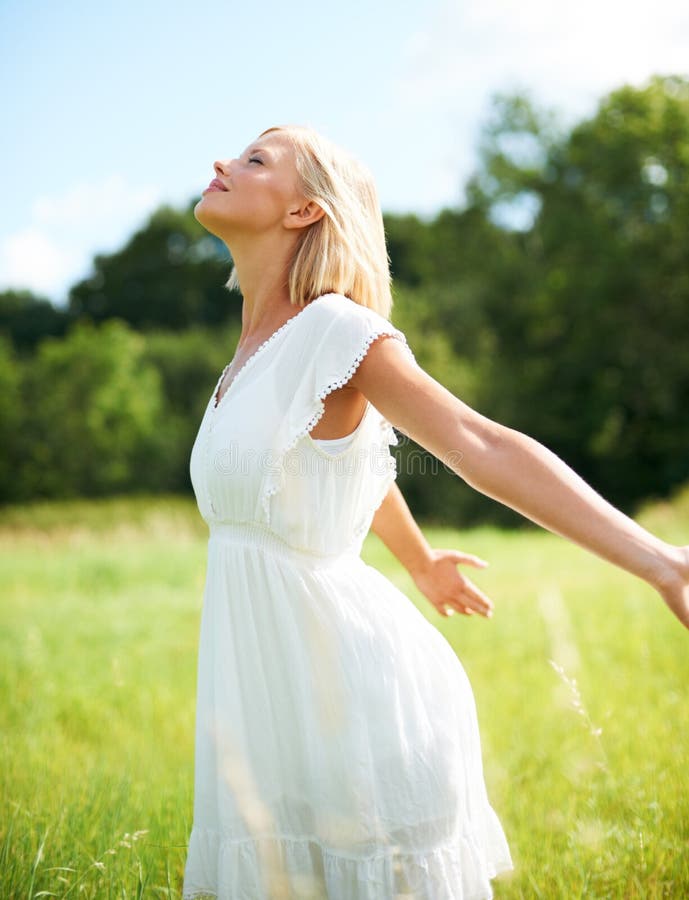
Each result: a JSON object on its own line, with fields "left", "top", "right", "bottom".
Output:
{"left": 183, "top": 292, "right": 514, "bottom": 899}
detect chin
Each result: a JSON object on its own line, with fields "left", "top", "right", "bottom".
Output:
{"left": 193, "top": 197, "right": 206, "bottom": 223}
{"left": 194, "top": 198, "right": 220, "bottom": 234}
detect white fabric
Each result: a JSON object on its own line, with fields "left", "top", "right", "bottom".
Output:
{"left": 183, "top": 292, "right": 514, "bottom": 899}
{"left": 312, "top": 429, "right": 358, "bottom": 455}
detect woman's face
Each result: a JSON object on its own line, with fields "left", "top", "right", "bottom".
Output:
{"left": 194, "top": 132, "right": 305, "bottom": 240}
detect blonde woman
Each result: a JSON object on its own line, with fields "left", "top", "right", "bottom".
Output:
{"left": 182, "top": 125, "right": 689, "bottom": 900}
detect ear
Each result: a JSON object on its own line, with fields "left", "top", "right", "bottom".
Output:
{"left": 284, "top": 199, "right": 326, "bottom": 230}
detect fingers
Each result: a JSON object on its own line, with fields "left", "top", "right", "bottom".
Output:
{"left": 429, "top": 549, "right": 495, "bottom": 619}
{"left": 441, "top": 601, "right": 481, "bottom": 618}
{"left": 447, "top": 550, "right": 489, "bottom": 569}
{"left": 466, "top": 580, "right": 494, "bottom": 616}
{"left": 439, "top": 578, "right": 494, "bottom": 619}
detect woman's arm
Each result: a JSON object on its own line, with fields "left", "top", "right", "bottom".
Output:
{"left": 370, "top": 482, "right": 494, "bottom": 618}
{"left": 351, "top": 337, "right": 689, "bottom": 629}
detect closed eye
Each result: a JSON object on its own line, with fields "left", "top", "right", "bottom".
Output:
{"left": 249, "top": 157, "right": 263, "bottom": 165}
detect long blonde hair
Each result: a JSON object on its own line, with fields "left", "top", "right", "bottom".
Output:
{"left": 225, "top": 124, "right": 394, "bottom": 319}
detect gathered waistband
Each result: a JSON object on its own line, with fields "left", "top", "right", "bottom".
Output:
{"left": 208, "top": 520, "right": 360, "bottom": 566}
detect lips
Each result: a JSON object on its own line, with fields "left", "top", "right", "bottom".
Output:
{"left": 206, "top": 178, "right": 229, "bottom": 192}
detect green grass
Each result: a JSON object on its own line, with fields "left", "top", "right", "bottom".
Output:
{"left": 1, "top": 491, "right": 688, "bottom": 898}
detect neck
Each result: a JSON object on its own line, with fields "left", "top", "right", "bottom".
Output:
{"left": 224, "top": 231, "right": 301, "bottom": 340}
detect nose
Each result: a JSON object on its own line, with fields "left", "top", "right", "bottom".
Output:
{"left": 214, "top": 159, "right": 233, "bottom": 177}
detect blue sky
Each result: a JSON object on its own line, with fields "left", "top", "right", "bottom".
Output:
{"left": 2, "top": 0, "right": 688, "bottom": 306}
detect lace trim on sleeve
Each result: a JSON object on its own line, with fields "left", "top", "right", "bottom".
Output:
{"left": 260, "top": 329, "right": 415, "bottom": 522}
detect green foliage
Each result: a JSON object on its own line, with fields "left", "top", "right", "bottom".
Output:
{"left": 17, "top": 319, "right": 169, "bottom": 499}
{"left": 0, "top": 315, "right": 241, "bottom": 504}
{"left": 0, "top": 289, "right": 72, "bottom": 353}
{"left": 0, "top": 336, "right": 23, "bottom": 502}
{"left": 464, "top": 75, "right": 689, "bottom": 512}
{"left": 67, "top": 202, "right": 238, "bottom": 330}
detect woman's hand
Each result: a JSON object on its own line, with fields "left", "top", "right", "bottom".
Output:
{"left": 367, "top": 482, "right": 495, "bottom": 620}
{"left": 409, "top": 549, "right": 495, "bottom": 619}
{"left": 652, "top": 544, "right": 689, "bottom": 629}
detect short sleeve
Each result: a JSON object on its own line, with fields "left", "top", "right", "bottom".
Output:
{"left": 260, "top": 293, "right": 416, "bottom": 520}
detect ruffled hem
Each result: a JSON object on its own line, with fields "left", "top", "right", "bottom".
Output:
{"left": 182, "top": 816, "right": 514, "bottom": 900}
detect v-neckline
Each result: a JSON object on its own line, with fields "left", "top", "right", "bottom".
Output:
{"left": 211, "top": 293, "right": 330, "bottom": 414}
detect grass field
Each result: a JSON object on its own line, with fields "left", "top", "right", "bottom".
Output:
{"left": 1, "top": 490, "right": 688, "bottom": 898}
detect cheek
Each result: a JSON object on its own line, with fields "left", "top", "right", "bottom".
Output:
{"left": 242, "top": 178, "right": 291, "bottom": 221}
{"left": 195, "top": 176, "right": 288, "bottom": 231}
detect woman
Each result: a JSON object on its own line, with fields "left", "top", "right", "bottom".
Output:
{"left": 183, "top": 124, "right": 689, "bottom": 900}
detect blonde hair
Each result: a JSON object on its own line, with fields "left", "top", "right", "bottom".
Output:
{"left": 225, "top": 124, "right": 394, "bottom": 319}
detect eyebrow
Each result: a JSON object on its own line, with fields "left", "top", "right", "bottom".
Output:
{"left": 247, "top": 147, "right": 270, "bottom": 156}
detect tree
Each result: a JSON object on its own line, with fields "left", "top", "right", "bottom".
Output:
{"left": 0, "top": 337, "right": 23, "bottom": 501}
{"left": 67, "top": 202, "right": 239, "bottom": 331}
{"left": 0, "top": 289, "right": 73, "bottom": 353}
{"left": 18, "top": 319, "right": 170, "bottom": 498}
{"left": 464, "top": 75, "right": 689, "bottom": 511}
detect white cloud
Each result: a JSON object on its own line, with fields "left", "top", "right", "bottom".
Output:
{"left": 390, "top": 0, "right": 689, "bottom": 211}
{"left": 0, "top": 176, "right": 162, "bottom": 303}
{"left": 0, "top": 228, "right": 79, "bottom": 297}
{"left": 399, "top": 0, "right": 689, "bottom": 108}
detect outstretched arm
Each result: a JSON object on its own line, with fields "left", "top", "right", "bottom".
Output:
{"left": 370, "top": 481, "right": 494, "bottom": 619}
{"left": 351, "top": 337, "right": 689, "bottom": 630}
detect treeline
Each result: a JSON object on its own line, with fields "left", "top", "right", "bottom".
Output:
{"left": 2, "top": 75, "right": 688, "bottom": 527}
